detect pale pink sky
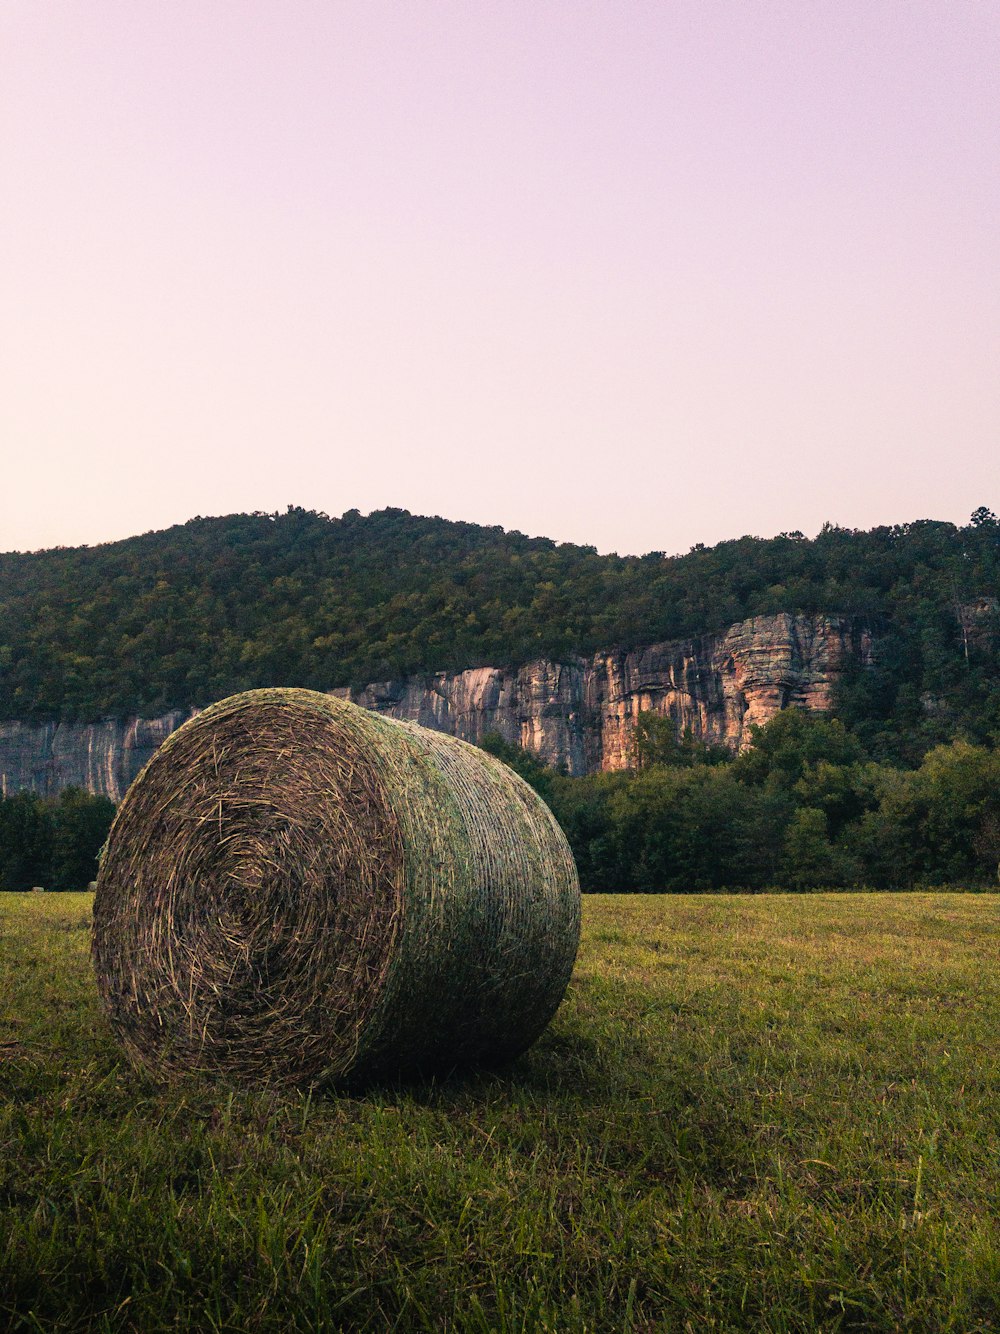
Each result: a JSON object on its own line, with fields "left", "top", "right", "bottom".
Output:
{"left": 2, "top": 1, "right": 998, "bottom": 556}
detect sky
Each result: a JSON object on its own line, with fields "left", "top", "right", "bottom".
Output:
{"left": 2, "top": 1, "right": 998, "bottom": 558}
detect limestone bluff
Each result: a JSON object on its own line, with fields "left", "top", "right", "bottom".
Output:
{"left": 0, "top": 613, "right": 873, "bottom": 799}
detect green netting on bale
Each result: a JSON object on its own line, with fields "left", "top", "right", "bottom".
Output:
{"left": 91, "top": 688, "right": 581, "bottom": 1086}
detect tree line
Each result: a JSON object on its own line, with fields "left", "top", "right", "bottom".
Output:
{"left": 1, "top": 506, "right": 998, "bottom": 764}
{"left": 0, "top": 789, "right": 115, "bottom": 892}
{"left": 3, "top": 708, "right": 999, "bottom": 891}
{"left": 483, "top": 709, "right": 1000, "bottom": 891}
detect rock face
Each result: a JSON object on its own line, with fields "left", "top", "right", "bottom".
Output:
{"left": 0, "top": 614, "right": 874, "bottom": 797}
{"left": 0, "top": 711, "right": 198, "bottom": 802}
{"left": 352, "top": 613, "right": 873, "bottom": 773}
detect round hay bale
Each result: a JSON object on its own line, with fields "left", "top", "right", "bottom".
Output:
{"left": 91, "top": 688, "right": 580, "bottom": 1087}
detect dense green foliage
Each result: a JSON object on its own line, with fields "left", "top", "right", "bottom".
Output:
{"left": 511, "top": 711, "right": 1000, "bottom": 892}
{"left": 0, "top": 788, "right": 115, "bottom": 892}
{"left": 3, "top": 711, "right": 998, "bottom": 894}
{"left": 4, "top": 891, "right": 1000, "bottom": 1330}
{"left": 2, "top": 507, "right": 998, "bottom": 759}
{"left": 2, "top": 504, "right": 997, "bottom": 893}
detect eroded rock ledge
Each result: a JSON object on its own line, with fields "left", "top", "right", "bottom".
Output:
{"left": 0, "top": 613, "right": 873, "bottom": 798}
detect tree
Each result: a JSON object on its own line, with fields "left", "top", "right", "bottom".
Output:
{"left": 0, "top": 788, "right": 116, "bottom": 891}
{"left": 781, "top": 807, "right": 859, "bottom": 890}
{"left": 548, "top": 771, "right": 632, "bottom": 890}
{"left": 478, "top": 733, "right": 561, "bottom": 803}
{"left": 49, "top": 787, "right": 116, "bottom": 890}
{"left": 732, "top": 709, "right": 863, "bottom": 790}
{"left": 585, "top": 766, "right": 787, "bottom": 892}
{"left": 633, "top": 712, "right": 730, "bottom": 768}
{"left": 916, "top": 741, "right": 1000, "bottom": 883}
{"left": 0, "top": 793, "right": 52, "bottom": 891}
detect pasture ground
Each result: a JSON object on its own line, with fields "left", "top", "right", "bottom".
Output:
{"left": 2, "top": 892, "right": 999, "bottom": 1332}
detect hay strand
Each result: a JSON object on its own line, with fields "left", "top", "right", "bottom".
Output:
{"left": 91, "top": 688, "right": 581, "bottom": 1086}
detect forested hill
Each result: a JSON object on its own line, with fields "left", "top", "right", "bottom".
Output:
{"left": 1, "top": 506, "right": 998, "bottom": 757}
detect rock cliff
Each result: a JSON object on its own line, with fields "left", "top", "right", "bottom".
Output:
{"left": 0, "top": 710, "right": 199, "bottom": 802}
{"left": 0, "top": 614, "right": 874, "bottom": 798}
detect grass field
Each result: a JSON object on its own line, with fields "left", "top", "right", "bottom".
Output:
{"left": 2, "top": 892, "right": 1000, "bottom": 1332}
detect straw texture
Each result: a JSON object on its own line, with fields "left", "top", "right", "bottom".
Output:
{"left": 91, "top": 688, "right": 581, "bottom": 1086}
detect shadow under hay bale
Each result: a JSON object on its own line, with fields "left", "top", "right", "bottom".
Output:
{"left": 91, "top": 688, "right": 581, "bottom": 1088}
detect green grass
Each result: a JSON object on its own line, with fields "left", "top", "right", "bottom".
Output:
{"left": 2, "top": 892, "right": 1000, "bottom": 1332}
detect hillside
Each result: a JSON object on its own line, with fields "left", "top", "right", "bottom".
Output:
{"left": 1, "top": 505, "right": 998, "bottom": 761}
